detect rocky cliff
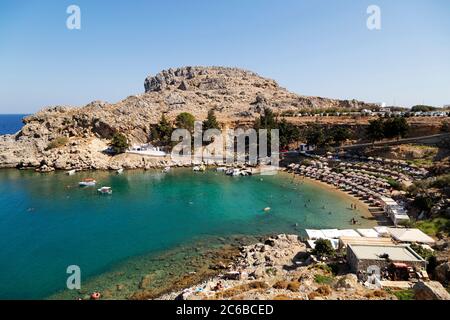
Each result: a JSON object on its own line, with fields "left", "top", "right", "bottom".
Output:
{"left": 0, "top": 66, "right": 376, "bottom": 170}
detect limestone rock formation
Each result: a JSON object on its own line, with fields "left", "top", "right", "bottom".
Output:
{"left": 0, "top": 66, "right": 377, "bottom": 171}
{"left": 435, "top": 262, "right": 450, "bottom": 285}
{"left": 413, "top": 281, "right": 450, "bottom": 300}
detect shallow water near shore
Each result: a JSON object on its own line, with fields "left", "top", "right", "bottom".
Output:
{"left": 0, "top": 168, "right": 374, "bottom": 299}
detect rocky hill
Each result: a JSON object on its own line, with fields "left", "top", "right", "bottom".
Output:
{"left": 157, "top": 234, "right": 450, "bottom": 301}
{"left": 158, "top": 234, "right": 397, "bottom": 301}
{"left": 0, "top": 66, "right": 377, "bottom": 171}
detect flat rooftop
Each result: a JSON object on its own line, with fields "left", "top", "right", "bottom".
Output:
{"left": 348, "top": 244, "right": 424, "bottom": 262}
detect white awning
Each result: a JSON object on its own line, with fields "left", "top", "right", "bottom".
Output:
{"left": 373, "top": 226, "right": 390, "bottom": 236}
{"left": 337, "top": 229, "right": 361, "bottom": 238}
{"left": 356, "top": 229, "right": 380, "bottom": 238}
{"left": 305, "top": 229, "right": 326, "bottom": 240}
{"left": 388, "top": 228, "right": 435, "bottom": 244}
{"left": 321, "top": 229, "right": 341, "bottom": 239}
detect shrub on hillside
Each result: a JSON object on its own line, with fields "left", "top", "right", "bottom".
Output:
{"left": 413, "top": 195, "right": 433, "bottom": 213}
{"left": 45, "top": 136, "right": 68, "bottom": 150}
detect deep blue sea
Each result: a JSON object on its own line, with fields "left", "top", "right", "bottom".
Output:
{"left": 0, "top": 114, "right": 27, "bottom": 135}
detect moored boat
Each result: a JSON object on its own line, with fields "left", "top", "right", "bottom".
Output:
{"left": 79, "top": 178, "right": 96, "bottom": 187}
{"left": 67, "top": 169, "right": 76, "bottom": 176}
{"left": 97, "top": 187, "right": 112, "bottom": 195}
{"left": 162, "top": 166, "right": 171, "bottom": 173}
{"left": 116, "top": 168, "right": 124, "bottom": 174}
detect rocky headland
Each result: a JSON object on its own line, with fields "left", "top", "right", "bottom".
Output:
{"left": 0, "top": 66, "right": 377, "bottom": 171}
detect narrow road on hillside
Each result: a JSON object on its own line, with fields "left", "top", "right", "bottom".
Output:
{"left": 339, "top": 133, "right": 450, "bottom": 150}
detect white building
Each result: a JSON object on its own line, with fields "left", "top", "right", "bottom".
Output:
{"left": 379, "top": 196, "right": 410, "bottom": 226}
{"left": 126, "top": 144, "right": 166, "bottom": 157}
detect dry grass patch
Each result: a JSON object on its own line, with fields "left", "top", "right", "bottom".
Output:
{"left": 273, "top": 295, "right": 303, "bottom": 300}
{"left": 272, "top": 280, "right": 289, "bottom": 290}
{"left": 316, "top": 285, "right": 332, "bottom": 296}
{"left": 307, "top": 285, "right": 332, "bottom": 299}
{"left": 307, "top": 291, "right": 320, "bottom": 300}
{"left": 365, "top": 290, "right": 388, "bottom": 299}
{"left": 46, "top": 136, "right": 69, "bottom": 150}
{"left": 215, "top": 281, "right": 269, "bottom": 299}
{"left": 287, "top": 281, "right": 301, "bottom": 292}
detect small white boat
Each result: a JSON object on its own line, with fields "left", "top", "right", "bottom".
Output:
{"left": 79, "top": 178, "right": 96, "bottom": 187}
{"left": 225, "top": 168, "right": 234, "bottom": 176}
{"left": 97, "top": 187, "right": 112, "bottom": 195}
{"left": 162, "top": 167, "right": 171, "bottom": 173}
{"left": 116, "top": 168, "right": 124, "bottom": 174}
{"left": 67, "top": 170, "right": 76, "bottom": 176}
{"left": 216, "top": 167, "right": 227, "bottom": 172}
{"left": 232, "top": 169, "right": 241, "bottom": 176}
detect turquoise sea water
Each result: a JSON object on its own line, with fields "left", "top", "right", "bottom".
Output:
{"left": 0, "top": 169, "right": 370, "bottom": 299}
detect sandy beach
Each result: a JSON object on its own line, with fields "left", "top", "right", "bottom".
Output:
{"left": 285, "top": 172, "right": 376, "bottom": 223}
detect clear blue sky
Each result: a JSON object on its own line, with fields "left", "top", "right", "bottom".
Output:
{"left": 0, "top": 0, "right": 449, "bottom": 113}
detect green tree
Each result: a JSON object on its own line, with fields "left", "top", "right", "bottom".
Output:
{"left": 305, "top": 124, "right": 326, "bottom": 148}
{"left": 313, "top": 239, "right": 335, "bottom": 258}
{"left": 441, "top": 120, "right": 450, "bottom": 133}
{"left": 331, "top": 127, "right": 351, "bottom": 146}
{"left": 410, "top": 243, "right": 437, "bottom": 274}
{"left": 278, "top": 119, "right": 301, "bottom": 147}
{"left": 254, "top": 107, "right": 278, "bottom": 130}
{"left": 175, "top": 112, "right": 196, "bottom": 132}
{"left": 411, "top": 105, "right": 437, "bottom": 112}
{"left": 110, "top": 132, "right": 129, "bottom": 154}
{"left": 366, "top": 119, "right": 385, "bottom": 143}
{"left": 152, "top": 114, "right": 173, "bottom": 146}
{"left": 254, "top": 108, "right": 279, "bottom": 152}
{"left": 384, "top": 117, "right": 409, "bottom": 140}
{"left": 413, "top": 195, "right": 433, "bottom": 213}
{"left": 203, "top": 109, "right": 220, "bottom": 131}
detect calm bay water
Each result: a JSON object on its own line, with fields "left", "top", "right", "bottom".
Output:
{"left": 0, "top": 114, "right": 27, "bottom": 135}
{"left": 0, "top": 169, "right": 370, "bottom": 299}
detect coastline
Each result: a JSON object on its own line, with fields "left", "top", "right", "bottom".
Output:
{"left": 156, "top": 233, "right": 397, "bottom": 301}
{"left": 1, "top": 167, "right": 380, "bottom": 299}
{"left": 48, "top": 234, "right": 259, "bottom": 300}
{"left": 292, "top": 174, "right": 374, "bottom": 220}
